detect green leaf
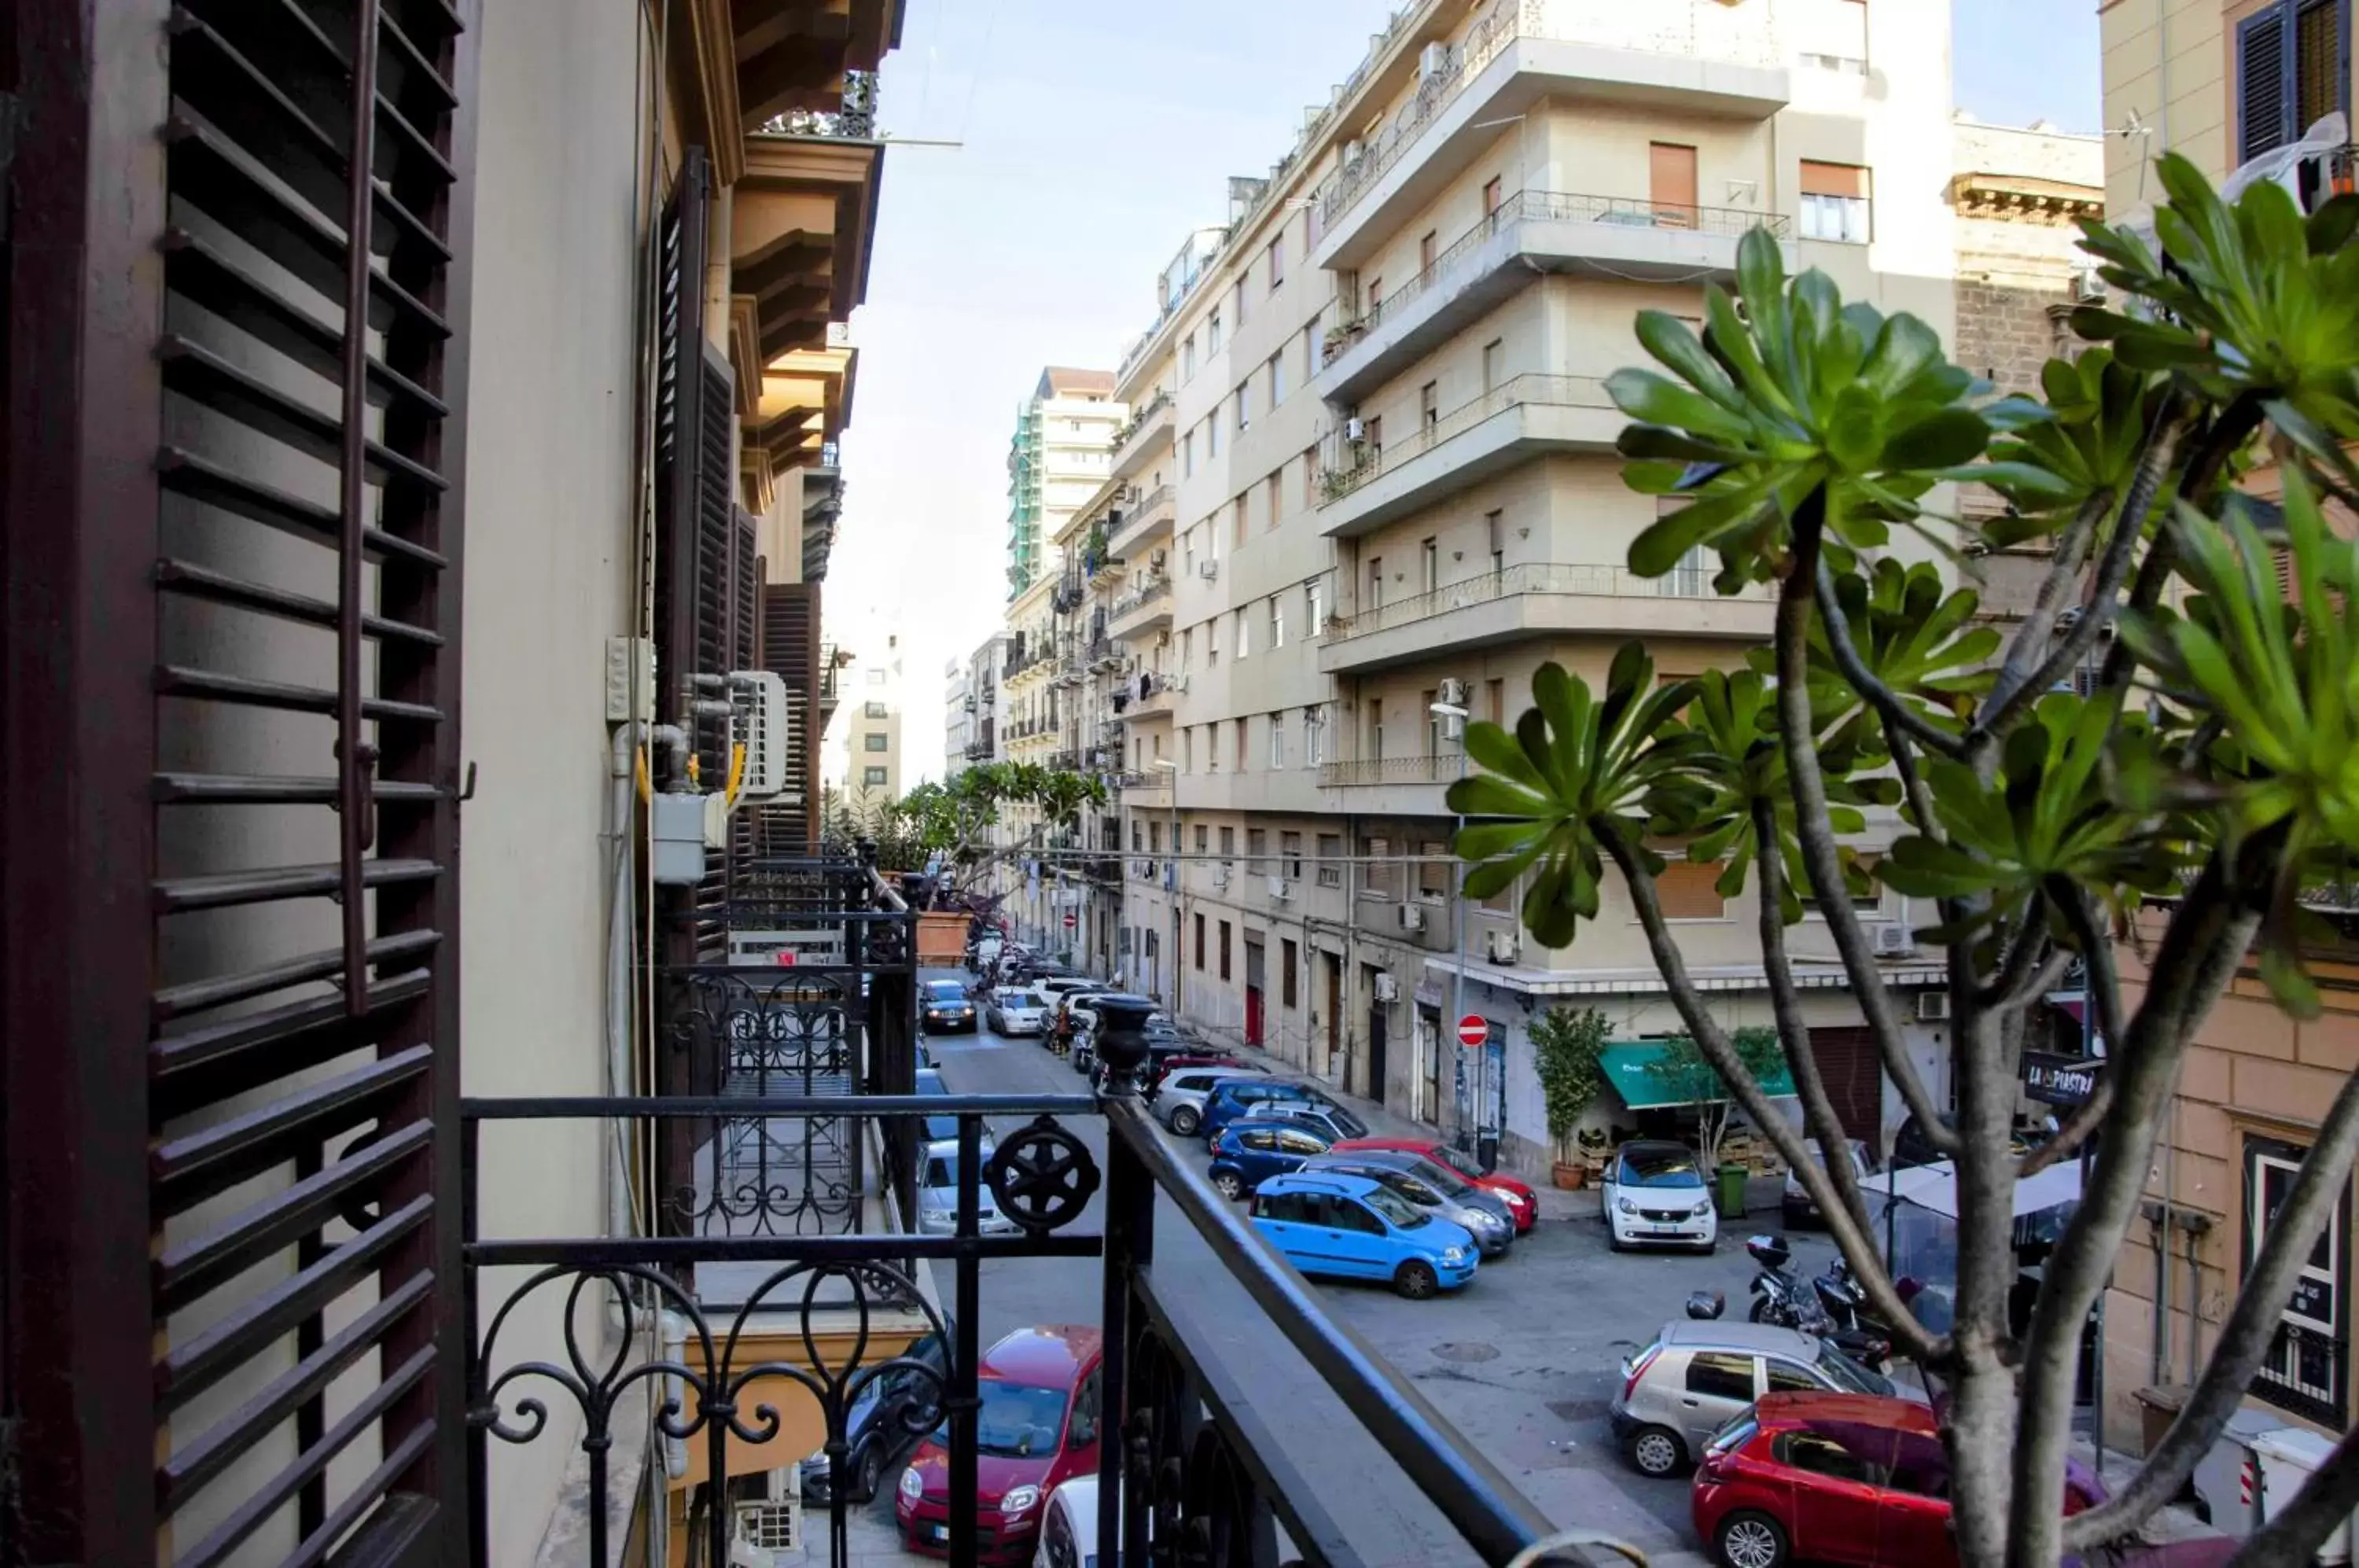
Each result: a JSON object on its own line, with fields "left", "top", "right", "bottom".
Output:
{"left": 1883, "top": 407, "right": 1991, "bottom": 469}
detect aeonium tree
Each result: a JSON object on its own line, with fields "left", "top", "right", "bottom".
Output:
{"left": 1452, "top": 156, "right": 2359, "bottom": 1568}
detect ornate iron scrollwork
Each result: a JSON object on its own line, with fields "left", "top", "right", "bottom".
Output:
{"left": 985, "top": 1116, "right": 1100, "bottom": 1232}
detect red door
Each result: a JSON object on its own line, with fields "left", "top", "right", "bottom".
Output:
{"left": 1245, "top": 985, "right": 1264, "bottom": 1046}
{"left": 1880, "top": 1429, "right": 1957, "bottom": 1567}
{"left": 1781, "top": 1428, "right": 1890, "bottom": 1564}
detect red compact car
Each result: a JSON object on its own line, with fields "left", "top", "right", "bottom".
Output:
{"left": 1329, "top": 1136, "right": 1538, "bottom": 1232}
{"left": 896, "top": 1325, "right": 1103, "bottom": 1563}
{"left": 1691, "top": 1391, "right": 2101, "bottom": 1568}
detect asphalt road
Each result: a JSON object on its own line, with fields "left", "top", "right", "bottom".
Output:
{"left": 892, "top": 985, "right": 1843, "bottom": 1568}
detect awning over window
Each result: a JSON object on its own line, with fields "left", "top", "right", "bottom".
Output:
{"left": 1600, "top": 1042, "right": 1799, "bottom": 1110}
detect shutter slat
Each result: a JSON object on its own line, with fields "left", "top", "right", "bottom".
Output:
{"left": 2239, "top": 3, "right": 2295, "bottom": 162}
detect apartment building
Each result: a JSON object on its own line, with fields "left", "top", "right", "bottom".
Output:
{"left": 830, "top": 632, "right": 908, "bottom": 800}
{"left": 1054, "top": 0, "right": 1970, "bottom": 1178}
{"left": 1004, "top": 366, "right": 1125, "bottom": 596}
{"left": 2092, "top": 0, "right": 2359, "bottom": 1463}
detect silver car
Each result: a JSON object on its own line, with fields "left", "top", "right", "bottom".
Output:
{"left": 915, "top": 1138, "right": 1017, "bottom": 1236}
{"left": 984, "top": 985, "right": 1049, "bottom": 1036}
{"left": 1154, "top": 1068, "right": 1247, "bottom": 1137}
{"left": 1606, "top": 1320, "right": 1897, "bottom": 1478}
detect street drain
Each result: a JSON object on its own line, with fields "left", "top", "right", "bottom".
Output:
{"left": 1430, "top": 1342, "right": 1500, "bottom": 1364}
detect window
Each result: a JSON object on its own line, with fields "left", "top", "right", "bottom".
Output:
{"left": 1220, "top": 826, "right": 1235, "bottom": 864}
{"left": 1234, "top": 607, "right": 1249, "bottom": 658}
{"left": 1799, "top": 856, "right": 1883, "bottom": 916}
{"left": 1366, "top": 275, "right": 1381, "bottom": 312}
{"left": 1232, "top": 276, "right": 1246, "bottom": 326}
{"left": 1281, "top": 937, "right": 1300, "bottom": 1005}
{"left": 1418, "top": 841, "right": 1448, "bottom": 901}
{"left": 1658, "top": 859, "right": 1730, "bottom": 919}
{"left": 1277, "top": 1127, "right": 1325, "bottom": 1158}
{"left": 1184, "top": 428, "right": 1197, "bottom": 477}
{"left": 1317, "top": 833, "right": 1344, "bottom": 886}
{"left": 1182, "top": 726, "right": 1194, "bottom": 772}
{"left": 1235, "top": 380, "right": 1252, "bottom": 430}
{"left": 1485, "top": 677, "right": 1505, "bottom": 727}
{"left": 2247, "top": 1131, "right": 2350, "bottom": 1423}
{"left": 1306, "top": 577, "right": 1325, "bottom": 635}
{"left": 863, "top": 766, "right": 889, "bottom": 786}
{"left": 1301, "top": 445, "right": 1319, "bottom": 508}
{"left": 1207, "top": 408, "right": 1220, "bottom": 458}
{"left": 863, "top": 732, "right": 889, "bottom": 752}
{"left": 1367, "top": 556, "right": 1383, "bottom": 610}
{"left": 864, "top": 700, "right": 888, "bottom": 719}
{"left": 1268, "top": 351, "right": 1286, "bottom": 407}
{"left": 1208, "top": 307, "right": 1223, "bottom": 354}
{"left": 1264, "top": 472, "right": 1282, "bottom": 531}
{"left": 1207, "top": 614, "right": 1220, "bottom": 664}
{"left": 1419, "top": 229, "right": 1437, "bottom": 275}
{"left": 1268, "top": 596, "right": 1284, "bottom": 649}
{"left": 1649, "top": 142, "right": 1700, "bottom": 227}
{"left": 1207, "top": 720, "right": 1220, "bottom": 771}
{"left": 1268, "top": 711, "right": 1285, "bottom": 768}
{"left": 1281, "top": 833, "right": 1303, "bottom": 879}
{"left": 1366, "top": 697, "right": 1383, "bottom": 760}
{"left": 1766, "top": 1360, "right": 1820, "bottom": 1394}
{"left": 1481, "top": 338, "right": 1504, "bottom": 394}
{"left": 2239, "top": 0, "right": 2351, "bottom": 164}
{"left": 1149, "top": 820, "right": 1162, "bottom": 855}
{"left": 1420, "top": 381, "right": 1439, "bottom": 431}
{"left": 1481, "top": 175, "right": 1503, "bottom": 218}
{"left": 1180, "top": 627, "right": 1193, "bottom": 669}
{"left": 1362, "top": 834, "right": 1397, "bottom": 900}
{"left": 1233, "top": 720, "right": 1246, "bottom": 772}
{"left": 1183, "top": 334, "right": 1197, "bottom": 379}
{"left": 1194, "top": 823, "right": 1209, "bottom": 854}
{"left": 1799, "top": 160, "right": 1871, "bottom": 243}
{"left": 867, "top": 668, "right": 887, "bottom": 685}
{"left": 1684, "top": 1353, "right": 1757, "bottom": 1404}
{"left": 1194, "top": 912, "right": 1206, "bottom": 970}
{"left": 1232, "top": 495, "right": 1248, "bottom": 547}
{"left": 1219, "top": 921, "right": 1232, "bottom": 981}
{"left": 1268, "top": 233, "right": 1284, "bottom": 289}
{"left": 1889, "top": 1433, "right": 1952, "bottom": 1500}
{"left": 1420, "top": 537, "right": 1438, "bottom": 594}
{"left": 1301, "top": 319, "right": 1317, "bottom": 379}
{"left": 1486, "top": 509, "right": 1505, "bottom": 576}
{"left": 1132, "top": 819, "right": 1143, "bottom": 852}
{"left": 1779, "top": 1430, "right": 1885, "bottom": 1485}
{"left": 1305, "top": 705, "right": 1326, "bottom": 765}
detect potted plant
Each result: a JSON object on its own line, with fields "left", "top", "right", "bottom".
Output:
{"left": 1529, "top": 1005, "right": 1607, "bottom": 1189}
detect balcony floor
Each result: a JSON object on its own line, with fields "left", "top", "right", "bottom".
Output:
{"left": 1319, "top": 388, "right": 1622, "bottom": 539}
{"left": 1321, "top": 568, "right": 1772, "bottom": 672}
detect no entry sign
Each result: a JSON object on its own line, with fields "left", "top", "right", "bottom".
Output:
{"left": 1457, "top": 1014, "right": 1489, "bottom": 1049}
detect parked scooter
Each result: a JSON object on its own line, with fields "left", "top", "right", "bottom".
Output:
{"left": 1746, "top": 1235, "right": 1893, "bottom": 1371}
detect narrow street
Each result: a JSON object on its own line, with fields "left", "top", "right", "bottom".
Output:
{"left": 868, "top": 978, "right": 1842, "bottom": 1568}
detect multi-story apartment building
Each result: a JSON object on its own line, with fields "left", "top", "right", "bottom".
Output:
{"left": 1004, "top": 366, "right": 1124, "bottom": 596}
{"left": 1079, "top": 0, "right": 1970, "bottom": 1176}
{"left": 830, "top": 632, "right": 907, "bottom": 800}
{"left": 2091, "top": 0, "right": 2359, "bottom": 1470}
{"left": 944, "top": 656, "right": 976, "bottom": 775}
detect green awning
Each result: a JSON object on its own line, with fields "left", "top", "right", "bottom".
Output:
{"left": 1601, "top": 1042, "right": 1798, "bottom": 1110}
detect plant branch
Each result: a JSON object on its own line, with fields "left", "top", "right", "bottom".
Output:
{"left": 1978, "top": 893, "right": 2051, "bottom": 1009}
{"left": 1987, "top": 488, "right": 2110, "bottom": 713}
{"left": 2096, "top": 396, "right": 2265, "bottom": 694}
{"left": 1812, "top": 558, "right": 1969, "bottom": 758}
{"left": 1778, "top": 497, "right": 1957, "bottom": 1156}
{"left": 1602, "top": 820, "right": 1945, "bottom": 1363}
{"left": 2005, "top": 850, "right": 2272, "bottom": 1568}
{"left": 2225, "top": 1426, "right": 2359, "bottom": 1568}
{"left": 1752, "top": 799, "right": 1873, "bottom": 1236}
{"left": 2022, "top": 890, "right": 2127, "bottom": 1176}
{"left": 1884, "top": 712, "right": 1944, "bottom": 844}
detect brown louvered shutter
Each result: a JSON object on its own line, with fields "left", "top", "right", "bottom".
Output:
{"left": 761, "top": 583, "right": 824, "bottom": 856}
{"left": 1656, "top": 859, "right": 1729, "bottom": 919}
{"left": 729, "top": 511, "right": 761, "bottom": 877}
{"left": 2239, "top": 3, "right": 2296, "bottom": 164}
{"left": 5, "top": 0, "right": 475, "bottom": 1560}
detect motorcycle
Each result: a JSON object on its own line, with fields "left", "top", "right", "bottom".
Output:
{"left": 1745, "top": 1235, "right": 1893, "bottom": 1371}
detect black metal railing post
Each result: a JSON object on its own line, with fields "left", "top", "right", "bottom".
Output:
{"left": 462, "top": 1115, "right": 488, "bottom": 1567}
{"left": 1096, "top": 1047, "right": 1154, "bottom": 1568}
{"left": 950, "top": 1110, "right": 985, "bottom": 1566}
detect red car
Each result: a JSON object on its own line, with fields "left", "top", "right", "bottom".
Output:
{"left": 1691, "top": 1392, "right": 2100, "bottom": 1568}
{"left": 1329, "top": 1136, "right": 1538, "bottom": 1233}
{"left": 896, "top": 1325, "right": 1103, "bottom": 1562}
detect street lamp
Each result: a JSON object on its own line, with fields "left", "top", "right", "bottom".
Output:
{"left": 1152, "top": 758, "right": 1180, "bottom": 1012}
{"left": 1430, "top": 701, "right": 1472, "bottom": 1156}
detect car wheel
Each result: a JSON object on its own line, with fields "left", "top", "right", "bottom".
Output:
{"left": 1607, "top": 1229, "right": 1627, "bottom": 1253}
{"left": 853, "top": 1445, "right": 883, "bottom": 1502}
{"left": 1716, "top": 1511, "right": 1788, "bottom": 1568}
{"left": 1626, "top": 1424, "right": 1685, "bottom": 1478}
{"left": 1747, "top": 1297, "right": 1772, "bottom": 1324}
{"left": 1393, "top": 1259, "right": 1440, "bottom": 1300}
{"left": 1170, "top": 1106, "right": 1201, "bottom": 1136}
{"left": 1212, "top": 1169, "right": 1245, "bottom": 1201}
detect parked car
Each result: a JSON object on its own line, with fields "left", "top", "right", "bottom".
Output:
{"left": 1690, "top": 1391, "right": 2102, "bottom": 1568}
{"left": 1248, "top": 1172, "right": 1479, "bottom": 1299}
{"left": 1146, "top": 1051, "right": 1255, "bottom": 1099}
{"left": 1065, "top": 992, "right": 1159, "bottom": 1072}
{"left": 1207, "top": 1117, "right": 1335, "bottom": 1198}
{"left": 1300, "top": 1150, "right": 1514, "bottom": 1256}
{"left": 1783, "top": 1138, "right": 1875, "bottom": 1228}
{"left": 916, "top": 1139, "right": 1016, "bottom": 1237}
{"left": 1032, "top": 1476, "right": 1099, "bottom": 1568}
{"left": 801, "top": 1331, "right": 949, "bottom": 1504}
{"left": 897, "top": 1326, "right": 1105, "bottom": 1562}
{"left": 1153, "top": 1067, "right": 1256, "bottom": 1136}
{"left": 1609, "top": 1320, "right": 1898, "bottom": 1478}
{"left": 922, "top": 978, "right": 979, "bottom": 1034}
{"left": 986, "top": 986, "right": 1051, "bottom": 1036}
{"left": 915, "top": 1067, "right": 959, "bottom": 1142}
{"left": 1603, "top": 1140, "right": 1718, "bottom": 1253}
{"left": 1198, "top": 1079, "right": 1347, "bottom": 1145}
{"left": 1330, "top": 1136, "right": 1539, "bottom": 1232}
{"left": 1091, "top": 1031, "right": 1208, "bottom": 1093}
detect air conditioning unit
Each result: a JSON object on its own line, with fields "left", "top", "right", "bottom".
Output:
{"left": 729, "top": 672, "right": 794, "bottom": 801}
{"left": 1419, "top": 41, "right": 1450, "bottom": 79}
{"left": 1268, "top": 874, "right": 1293, "bottom": 901}
{"left": 1437, "top": 677, "right": 1469, "bottom": 707}
{"left": 1373, "top": 970, "right": 1398, "bottom": 1002}
{"left": 1871, "top": 923, "right": 1915, "bottom": 957}
{"left": 731, "top": 1466, "right": 802, "bottom": 1562}
{"left": 2070, "top": 270, "right": 2107, "bottom": 304}
{"left": 1345, "top": 416, "right": 1367, "bottom": 442}
{"left": 1485, "top": 927, "right": 1522, "bottom": 965}
{"left": 1916, "top": 992, "right": 1952, "bottom": 1022}
{"left": 1342, "top": 138, "right": 1365, "bottom": 167}
{"left": 1150, "top": 548, "right": 1168, "bottom": 570}
{"left": 1167, "top": 674, "right": 1191, "bottom": 693}
{"left": 1197, "top": 560, "right": 1220, "bottom": 580}
{"left": 1397, "top": 904, "right": 1426, "bottom": 933}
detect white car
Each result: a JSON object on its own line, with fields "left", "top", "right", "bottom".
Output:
{"left": 1033, "top": 1475, "right": 1099, "bottom": 1568}
{"left": 915, "top": 1138, "right": 1017, "bottom": 1236}
{"left": 985, "top": 986, "right": 1050, "bottom": 1036}
{"left": 1783, "top": 1136, "right": 1874, "bottom": 1228}
{"left": 1602, "top": 1139, "right": 1718, "bottom": 1253}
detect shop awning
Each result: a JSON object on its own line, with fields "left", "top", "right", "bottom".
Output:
{"left": 1600, "top": 1042, "right": 1798, "bottom": 1110}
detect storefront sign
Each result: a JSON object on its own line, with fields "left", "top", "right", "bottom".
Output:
{"left": 2022, "top": 1050, "right": 2100, "bottom": 1106}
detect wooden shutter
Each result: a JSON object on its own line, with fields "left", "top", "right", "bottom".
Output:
{"left": 760, "top": 583, "right": 823, "bottom": 856}
{"left": 1806, "top": 1027, "right": 1884, "bottom": 1146}
{"left": 1800, "top": 160, "right": 1868, "bottom": 198}
{"left": 1651, "top": 142, "right": 1700, "bottom": 226}
{"left": 1657, "top": 860, "right": 1728, "bottom": 919}
{"left": 6, "top": 0, "right": 477, "bottom": 1560}
{"left": 2240, "top": 3, "right": 2298, "bottom": 163}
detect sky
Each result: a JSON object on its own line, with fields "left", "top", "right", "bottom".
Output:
{"left": 824, "top": 0, "right": 2106, "bottom": 784}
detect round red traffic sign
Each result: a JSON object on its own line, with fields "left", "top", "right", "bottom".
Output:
{"left": 1457, "top": 1014, "right": 1489, "bottom": 1048}
{"left": 1063, "top": 913, "right": 1078, "bottom": 929}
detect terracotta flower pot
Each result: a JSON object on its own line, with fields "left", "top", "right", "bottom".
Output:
{"left": 1552, "top": 1161, "right": 1586, "bottom": 1191}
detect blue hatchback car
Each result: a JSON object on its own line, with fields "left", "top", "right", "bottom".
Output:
{"left": 1197, "top": 1078, "right": 1347, "bottom": 1144}
{"left": 1249, "top": 1172, "right": 1479, "bottom": 1299}
{"left": 1207, "top": 1117, "right": 1334, "bottom": 1199}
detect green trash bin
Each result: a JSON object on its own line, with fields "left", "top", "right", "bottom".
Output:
{"left": 1716, "top": 1161, "right": 1749, "bottom": 1219}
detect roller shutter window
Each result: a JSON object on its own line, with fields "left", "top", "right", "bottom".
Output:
{"left": 1799, "top": 160, "right": 1871, "bottom": 244}
{"left": 2239, "top": 0, "right": 2352, "bottom": 164}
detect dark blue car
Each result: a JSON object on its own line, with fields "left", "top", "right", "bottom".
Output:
{"left": 915, "top": 1067, "right": 958, "bottom": 1141}
{"left": 1207, "top": 1117, "right": 1335, "bottom": 1200}
{"left": 1198, "top": 1078, "right": 1346, "bottom": 1144}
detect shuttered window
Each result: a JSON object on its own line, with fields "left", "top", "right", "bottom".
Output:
{"left": 2239, "top": 0, "right": 2352, "bottom": 163}
{"left": 1657, "top": 860, "right": 1730, "bottom": 919}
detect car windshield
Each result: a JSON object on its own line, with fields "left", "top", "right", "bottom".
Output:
{"left": 940, "top": 1379, "right": 1068, "bottom": 1458}
{"left": 1812, "top": 1339, "right": 1895, "bottom": 1396}
{"left": 994, "top": 988, "right": 1036, "bottom": 1007}
{"left": 1705, "top": 1412, "right": 1759, "bottom": 1457}
{"left": 922, "top": 1154, "right": 960, "bottom": 1189}
{"left": 1621, "top": 1147, "right": 1704, "bottom": 1187}
{"left": 1361, "top": 1187, "right": 1428, "bottom": 1228}
{"left": 925, "top": 981, "right": 965, "bottom": 1002}
{"left": 1325, "top": 1106, "right": 1370, "bottom": 1139}
{"left": 1430, "top": 1144, "right": 1482, "bottom": 1180}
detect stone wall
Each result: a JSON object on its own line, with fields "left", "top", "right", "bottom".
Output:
{"left": 1954, "top": 276, "right": 2074, "bottom": 398}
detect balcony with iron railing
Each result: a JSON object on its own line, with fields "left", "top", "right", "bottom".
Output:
{"left": 1110, "top": 388, "right": 1175, "bottom": 480}
{"left": 1316, "top": 190, "right": 1790, "bottom": 407}
{"left": 1316, "top": 374, "right": 1621, "bottom": 538}
{"left": 1308, "top": 0, "right": 1788, "bottom": 267}
{"left": 1320, "top": 559, "right": 1771, "bottom": 673}
{"left": 1108, "top": 571, "right": 1176, "bottom": 639}
{"left": 1111, "top": 669, "right": 1183, "bottom": 723}
{"left": 1106, "top": 482, "right": 1177, "bottom": 561}
{"left": 756, "top": 68, "right": 881, "bottom": 142}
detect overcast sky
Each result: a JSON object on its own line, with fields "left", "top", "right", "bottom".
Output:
{"left": 823, "top": 0, "right": 2106, "bottom": 782}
